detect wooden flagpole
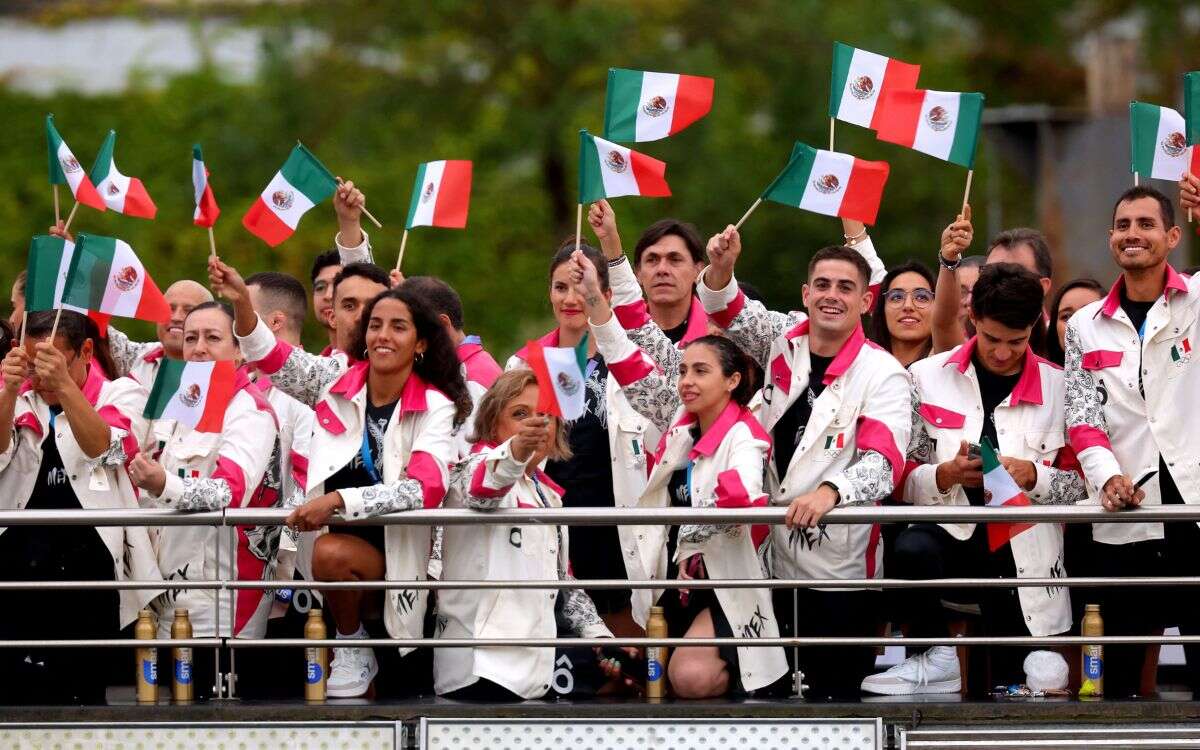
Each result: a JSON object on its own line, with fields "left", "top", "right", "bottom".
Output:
{"left": 1133, "top": 172, "right": 1139, "bottom": 187}
{"left": 207, "top": 227, "right": 217, "bottom": 260}
{"left": 829, "top": 117, "right": 836, "bottom": 151}
{"left": 395, "top": 230, "right": 409, "bottom": 272}
{"left": 575, "top": 204, "right": 583, "bottom": 253}
{"left": 734, "top": 198, "right": 763, "bottom": 231}
{"left": 336, "top": 177, "right": 383, "bottom": 229}
{"left": 48, "top": 307, "right": 63, "bottom": 342}
{"left": 962, "top": 170, "right": 974, "bottom": 213}
{"left": 18, "top": 311, "right": 26, "bottom": 348}
{"left": 53, "top": 185, "right": 60, "bottom": 225}
{"left": 61, "top": 202, "right": 80, "bottom": 235}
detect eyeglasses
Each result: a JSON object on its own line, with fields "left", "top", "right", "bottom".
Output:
{"left": 884, "top": 288, "right": 934, "bottom": 308}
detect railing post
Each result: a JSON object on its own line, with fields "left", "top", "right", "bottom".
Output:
{"left": 226, "top": 515, "right": 238, "bottom": 699}
{"left": 213, "top": 506, "right": 224, "bottom": 700}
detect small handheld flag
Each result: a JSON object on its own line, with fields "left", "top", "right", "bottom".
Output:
{"left": 405, "top": 160, "right": 472, "bottom": 230}
{"left": 1130, "top": 101, "right": 1199, "bottom": 183}
{"left": 829, "top": 42, "right": 921, "bottom": 131}
{"left": 25, "top": 235, "right": 88, "bottom": 315}
{"left": 88, "top": 130, "right": 157, "bottom": 219}
{"left": 525, "top": 333, "right": 589, "bottom": 421}
{"left": 242, "top": 143, "right": 337, "bottom": 247}
{"left": 60, "top": 233, "right": 171, "bottom": 323}
{"left": 603, "top": 68, "right": 714, "bottom": 142}
{"left": 192, "top": 144, "right": 220, "bottom": 228}
{"left": 980, "top": 437, "right": 1034, "bottom": 552}
{"left": 45, "top": 115, "right": 106, "bottom": 212}
{"left": 874, "top": 89, "right": 985, "bottom": 169}
{"left": 762, "top": 142, "right": 890, "bottom": 225}
{"left": 144, "top": 359, "right": 238, "bottom": 433}
{"left": 578, "top": 130, "right": 671, "bottom": 204}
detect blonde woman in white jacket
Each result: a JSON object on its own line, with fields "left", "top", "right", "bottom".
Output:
{"left": 569, "top": 252, "right": 790, "bottom": 699}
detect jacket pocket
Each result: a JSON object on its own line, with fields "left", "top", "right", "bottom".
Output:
{"left": 918, "top": 403, "right": 966, "bottom": 429}
{"left": 314, "top": 401, "right": 346, "bottom": 435}
{"left": 1081, "top": 350, "right": 1122, "bottom": 370}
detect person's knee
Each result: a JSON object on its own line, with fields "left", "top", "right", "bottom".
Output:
{"left": 312, "top": 535, "right": 355, "bottom": 581}
{"left": 668, "top": 650, "right": 728, "bottom": 699}
{"left": 893, "top": 527, "right": 940, "bottom": 579}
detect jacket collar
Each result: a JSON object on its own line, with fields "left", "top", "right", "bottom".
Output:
{"left": 328, "top": 361, "right": 430, "bottom": 413}
{"left": 668, "top": 400, "right": 771, "bottom": 460}
{"left": 1097, "top": 264, "right": 1189, "bottom": 318}
{"left": 679, "top": 297, "right": 710, "bottom": 345}
{"left": 514, "top": 329, "right": 561, "bottom": 362}
{"left": 457, "top": 335, "right": 483, "bottom": 364}
{"left": 785, "top": 320, "right": 868, "bottom": 386}
{"left": 143, "top": 346, "right": 165, "bottom": 363}
{"left": 943, "top": 336, "right": 1046, "bottom": 407}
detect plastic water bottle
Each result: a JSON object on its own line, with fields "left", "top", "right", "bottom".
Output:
{"left": 1080, "top": 603, "right": 1104, "bottom": 698}
{"left": 134, "top": 609, "right": 157, "bottom": 704}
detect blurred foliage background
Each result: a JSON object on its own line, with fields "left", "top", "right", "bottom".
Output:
{"left": 0, "top": 0, "right": 1197, "bottom": 354}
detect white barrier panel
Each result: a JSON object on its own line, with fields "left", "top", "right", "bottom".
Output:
{"left": 0, "top": 722, "right": 398, "bottom": 749}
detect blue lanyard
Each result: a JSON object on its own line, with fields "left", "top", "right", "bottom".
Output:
{"left": 360, "top": 428, "right": 381, "bottom": 483}
{"left": 461, "top": 334, "right": 482, "bottom": 346}
{"left": 684, "top": 460, "right": 694, "bottom": 504}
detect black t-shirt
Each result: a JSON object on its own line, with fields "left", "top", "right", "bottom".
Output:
{"left": 772, "top": 353, "right": 833, "bottom": 479}
{"left": 1120, "top": 289, "right": 1156, "bottom": 338}
{"left": 27, "top": 410, "right": 80, "bottom": 511}
{"left": 965, "top": 355, "right": 1021, "bottom": 506}
{"left": 661, "top": 308, "right": 692, "bottom": 345}
{"left": 664, "top": 427, "right": 700, "bottom": 578}
{"left": 324, "top": 398, "right": 396, "bottom": 494}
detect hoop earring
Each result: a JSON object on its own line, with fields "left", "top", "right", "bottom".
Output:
{"left": 362, "top": 348, "right": 369, "bottom": 359}
{"left": 415, "top": 352, "right": 424, "bottom": 364}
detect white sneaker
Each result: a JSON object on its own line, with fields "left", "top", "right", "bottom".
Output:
{"left": 326, "top": 645, "right": 378, "bottom": 698}
{"left": 860, "top": 645, "right": 961, "bottom": 696}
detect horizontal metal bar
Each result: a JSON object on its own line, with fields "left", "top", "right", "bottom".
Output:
{"left": 226, "top": 635, "right": 1200, "bottom": 648}
{"left": 2, "top": 504, "right": 1198, "bottom": 527}
{"left": 0, "top": 575, "right": 1195, "bottom": 592}
{"left": 0, "top": 639, "right": 220, "bottom": 649}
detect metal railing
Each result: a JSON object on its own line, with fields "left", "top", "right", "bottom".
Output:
{"left": 1, "top": 504, "right": 1196, "bottom": 698}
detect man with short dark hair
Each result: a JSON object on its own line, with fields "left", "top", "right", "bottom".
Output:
{"left": 310, "top": 181, "right": 376, "bottom": 353}
{"left": 863, "top": 263, "right": 1084, "bottom": 696}
{"left": 246, "top": 272, "right": 308, "bottom": 346}
{"left": 1065, "top": 185, "right": 1200, "bottom": 697}
{"left": 698, "top": 225, "right": 911, "bottom": 699}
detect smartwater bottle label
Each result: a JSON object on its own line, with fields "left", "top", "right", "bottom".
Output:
{"left": 305, "top": 648, "right": 323, "bottom": 684}
{"left": 175, "top": 649, "right": 193, "bottom": 684}
{"left": 1084, "top": 653, "right": 1103, "bottom": 680}
{"left": 143, "top": 658, "right": 158, "bottom": 685}
{"left": 646, "top": 646, "right": 665, "bottom": 682}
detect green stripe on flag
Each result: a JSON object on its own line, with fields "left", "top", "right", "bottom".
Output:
{"left": 980, "top": 435, "right": 1001, "bottom": 474}
{"left": 1185, "top": 73, "right": 1200, "bottom": 146}
{"left": 574, "top": 332, "right": 590, "bottom": 375}
{"left": 46, "top": 115, "right": 66, "bottom": 185}
{"left": 828, "top": 42, "right": 854, "bottom": 117}
{"left": 404, "top": 162, "right": 429, "bottom": 229}
{"left": 947, "top": 93, "right": 985, "bottom": 168}
{"left": 25, "top": 236, "right": 65, "bottom": 312}
{"left": 88, "top": 130, "right": 116, "bottom": 185}
{"left": 144, "top": 359, "right": 187, "bottom": 420}
{"left": 762, "top": 142, "right": 816, "bottom": 206}
{"left": 1130, "top": 102, "right": 1161, "bottom": 175}
{"left": 578, "top": 131, "right": 606, "bottom": 203}
{"left": 603, "top": 68, "right": 642, "bottom": 141}
{"left": 279, "top": 144, "right": 337, "bottom": 204}
{"left": 193, "top": 143, "right": 203, "bottom": 162}
{"left": 61, "top": 233, "right": 117, "bottom": 311}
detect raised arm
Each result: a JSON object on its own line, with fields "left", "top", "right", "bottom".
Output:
{"left": 840, "top": 217, "right": 886, "bottom": 296}
{"left": 930, "top": 205, "right": 974, "bottom": 354}
{"left": 333, "top": 179, "right": 374, "bottom": 265}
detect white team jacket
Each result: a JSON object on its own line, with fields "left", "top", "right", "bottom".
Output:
{"left": 107, "top": 327, "right": 165, "bottom": 386}
{"left": 0, "top": 366, "right": 161, "bottom": 627}
{"left": 905, "top": 340, "right": 1086, "bottom": 636}
{"left": 506, "top": 331, "right": 656, "bottom": 625}
{"left": 1065, "top": 266, "right": 1200, "bottom": 545}
{"left": 437, "top": 439, "right": 612, "bottom": 699}
{"left": 698, "top": 270, "right": 911, "bottom": 586}
{"left": 147, "top": 371, "right": 280, "bottom": 638}
{"left": 239, "top": 318, "right": 458, "bottom": 653}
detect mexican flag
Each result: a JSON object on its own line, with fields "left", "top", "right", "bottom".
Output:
{"left": 762, "top": 142, "right": 891, "bottom": 225}
{"left": 875, "top": 89, "right": 985, "bottom": 168}
{"left": 1130, "top": 101, "right": 1199, "bottom": 181}
{"left": 525, "top": 333, "right": 589, "bottom": 420}
{"left": 405, "top": 160, "right": 472, "bottom": 229}
{"left": 981, "top": 437, "right": 1034, "bottom": 552}
{"left": 1186, "top": 72, "right": 1200, "bottom": 147}
{"left": 45, "top": 115, "right": 106, "bottom": 211}
{"left": 579, "top": 130, "right": 671, "bottom": 204}
{"left": 193, "top": 144, "right": 220, "bottom": 228}
{"left": 829, "top": 42, "right": 921, "bottom": 130}
{"left": 25, "top": 235, "right": 88, "bottom": 314}
{"left": 144, "top": 359, "right": 238, "bottom": 433}
{"left": 242, "top": 143, "right": 337, "bottom": 247}
{"left": 603, "top": 68, "right": 714, "bottom": 142}
{"left": 60, "top": 233, "right": 171, "bottom": 323}
{"left": 89, "top": 130, "right": 157, "bottom": 219}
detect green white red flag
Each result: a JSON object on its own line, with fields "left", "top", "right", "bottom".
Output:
{"left": 875, "top": 89, "right": 985, "bottom": 168}
{"left": 603, "top": 68, "right": 714, "bottom": 142}
{"left": 45, "top": 115, "right": 106, "bottom": 211}
{"left": 405, "top": 160, "right": 472, "bottom": 229}
{"left": 25, "top": 235, "right": 89, "bottom": 314}
{"left": 1186, "top": 72, "right": 1200, "bottom": 148}
{"left": 144, "top": 359, "right": 238, "bottom": 433}
{"left": 242, "top": 144, "right": 337, "bottom": 247}
{"left": 981, "top": 437, "right": 1034, "bottom": 552}
{"left": 828, "top": 42, "right": 921, "bottom": 130}
{"left": 88, "top": 130, "right": 157, "bottom": 219}
{"left": 762, "top": 142, "right": 890, "bottom": 225}
{"left": 578, "top": 130, "right": 671, "bottom": 204}
{"left": 525, "top": 334, "right": 589, "bottom": 420}
{"left": 193, "top": 144, "right": 220, "bottom": 228}
{"left": 60, "top": 233, "right": 171, "bottom": 323}
{"left": 1130, "top": 101, "right": 1199, "bottom": 182}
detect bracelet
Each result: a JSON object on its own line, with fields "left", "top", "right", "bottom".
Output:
{"left": 842, "top": 228, "right": 867, "bottom": 246}
{"left": 606, "top": 256, "right": 628, "bottom": 268}
{"left": 938, "top": 253, "right": 961, "bottom": 271}
{"left": 819, "top": 481, "right": 842, "bottom": 505}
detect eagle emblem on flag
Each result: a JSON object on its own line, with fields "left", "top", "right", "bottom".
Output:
{"left": 422, "top": 181, "right": 435, "bottom": 203}
{"left": 179, "top": 383, "right": 203, "bottom": 408}
{"left": 271, "top": 190, "right": 295, "bottom": 210}
{"left": 604, "top": 150, "right": 628, "bottom": 173}
{"left": 108, "top": 182, "right": 121, "bottom": 196}
{"left": 1161, "top": 132, "right": 1187, "bottom": 158}
{"left": 60, "top": 156, "right": 81, "bottom": 174}
{"left": 112, "top": 265, "right": 139, "bottom": 292}
{"left": 642, "top": 95, "right": 669, "bottom": 117}
{"left": 850, "top": 75, "right": 874, "bottom": 100}
{"left": 812, "top": 174, "right": 841, "bottom": 194}
{"left": 926, "top": 106, "right": 952, "bottom": 132}
{"left": 556, "top": 371, "right": 581, "bottom": 396}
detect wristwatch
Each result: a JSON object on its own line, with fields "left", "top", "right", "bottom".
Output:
{"left": 938, "top": 253, "right": 961, "bottom": 271}
{"left": 819, "top": 481, "right": 842, "bottom": 505}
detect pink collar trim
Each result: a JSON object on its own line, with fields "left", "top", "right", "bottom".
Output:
{"left": 783, "top": 320, "right": 868, "bottom": 384}
{"left": 943, "top": 337, "right": 1045, "bottom": 406}
{"left": 143, "top": 347, "right": 165, "bottom": 363}
{"left": 514, "top": 329, "right": 561, "bottom": 362}
{"left": 81, "top": 362, "right": 109, "bottom": 405}
{"left": 672, "top": 401, "right": 771, "bottom": 459}
{"left": 679, "top": 297, "right": 709, "bottom": 345}
{"left": 328, "top": 361, "right": 430, "bottom": 412}
{"left": 1098, "top": 265, "right": 1189, "bottom": 318}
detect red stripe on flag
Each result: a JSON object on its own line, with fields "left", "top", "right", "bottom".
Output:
{"left": 74, "top": 175, "right": 107, "bottom": 211}
{"left": 122, "top": 178, "right": 157, "bottom": 219}
{"left": 988, "top": 494, "right": 1034, "bottom": 552}
{"left": 242, "top": 198, "right": 294, "bottom": 247}
{"left": 669, "top": 74, "right": 715, "bottom": 136}
{"left": 840, "top": 158, "right": 890, "bottom": 225}
{"left": 524, "top": 340, "right": 563, "bottom": 418}
{"left": 195, "top": 361, "right": 238, "bottom": 433}
{"left": 869, "top": 59, "right": 922, "bottom": 130}
{"left": 431, "top": 160, "right": 472, "bottom": 228}
{"left": 629, "top": 151, "right": 671, "bottom": 197}
{"left": 133, "top": 273, "right": 172, "bottom": 324}
{"left": 874, "top": 89, "right": 925, "bottom": 148}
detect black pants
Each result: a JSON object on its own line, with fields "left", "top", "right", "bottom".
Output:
{"left": 892, "top": 523, "right": 1028, "bottom": 688}
{"left": 772, "top": 588, "right": 880, "bottom": 701}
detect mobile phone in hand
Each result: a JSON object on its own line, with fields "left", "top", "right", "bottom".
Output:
{"left": 967, "top": 442, "right": 982, "bottom": 460}
{"left": 599, "top": 645, "right": 647, "bottom": 682}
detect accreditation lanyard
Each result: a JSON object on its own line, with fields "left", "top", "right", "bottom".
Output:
{"left": 360, "top": 427, "right": 382, "bottom": 484}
